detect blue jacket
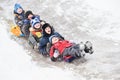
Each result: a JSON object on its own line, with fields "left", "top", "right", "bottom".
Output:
{"left": 14, "top": 10, "right": 25, "bottom": 27}
{"left": 39, "top": 24, "right": 64, "bottom": 55}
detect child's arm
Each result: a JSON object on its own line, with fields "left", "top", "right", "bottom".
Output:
{"left": 14, "top": 14, "right": 23, "bottom": 27}
{"left": 49, "top": 46, "right": 55, "bottom": 58}
{"left": 49, "top": 46, "right": 57, "bottom": 61}
{"left": 39, "top": 38, "right": 49, "bottom": 55}
{"left": 53, "top": 50, "right": 60, "bottom": 58}
{"left": 14, "top": 14, "right": 19, "bottom": 24}
{"left": 54, "top": 32, "right": 64, "bottom": 40}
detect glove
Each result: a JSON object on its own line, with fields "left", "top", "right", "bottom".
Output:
{"left": 20, "top": 33, "right": 25, "bottom": 37}
{"left": 18, "top": 21, "right": 23, "bottom": 27}
{"left": 53, "top": 50, "right": 59, "bottom": 58}
{"left": 18, "top": 15, "right": 24, "bottom": 19}
{"left": 51, "top": 57, "right": 57, "bottom": 62}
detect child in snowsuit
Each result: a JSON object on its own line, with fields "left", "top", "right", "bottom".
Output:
{"left": 30, "top": 16, "right": 45, "bottom": 38}
{"left": 28, "top": 17, "right": 45, "bottom": 49}
{"left": 49, "top": 35, "right": 93, "bottom": 62}
{"left": 39, "top": 23, "right": 64, "bottom": 56}
{"left": 14, "top": 3, "right": 25, "bottom": 30}
{"left": 22, "top": 10, "right": 40, "bottom": 38}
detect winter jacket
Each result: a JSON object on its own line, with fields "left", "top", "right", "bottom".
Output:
{"left": 21, "top": 15, "right": 40, "bottom": 38}
{"left": 39, "top": 32, "right": 64, "bottom": 55}
{"left": 30, "top": 19, "right": 45, "bottom": 38}
{"left": 23, "top": 15, "right": 40, "bottom": 26}
{"left": 14, "top": 10, "right": 25, "bottom": 27}
{"left": 39, "top": 23, "right": 64, "bottom": 55}
{"left": 49, "top": 40, "right": 73, "bottom": 58}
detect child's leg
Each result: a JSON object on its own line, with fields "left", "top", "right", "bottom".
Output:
{"left": 46, "top": 42, "right": 52, "bottom": 54}
{"left": 72, "top": 44, "right": 85, "bottom": 57}
{"left": 28, "top": 33, "right": 38, "bottom": 49}
{"left": 79, "top": 42, "right": 85, "bottom": 51}
{"left": 62, "top": 46, "right": 81, "bottom": 58}
{"left": 21, "top": 25, "right": 30, "bottom": 38}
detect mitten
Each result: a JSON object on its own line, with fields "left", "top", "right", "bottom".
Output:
{"left": 51, "top": 57, "right": 57, "bottom": 62}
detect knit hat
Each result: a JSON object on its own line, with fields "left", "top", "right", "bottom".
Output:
{"left": 31, "top": 17, "right": 40, "bottom": 27}
{"left": 42, "top": 23, "right": 54, "bottom": 37}
{"left": 25, "top": 10, "right": 33, "bottom": 18}
{"left": 42, "top": 23, "right": 51, "bottom": 31}
{"left": 49, "top": 35, "right": 58, "bottom": 43}
{"left": 14, "top": 3, "right": 23, "bottom": 13}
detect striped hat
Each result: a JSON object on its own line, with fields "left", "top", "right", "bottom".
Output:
{"left": 31, "top": 17, "right": 40, "bottom": 27}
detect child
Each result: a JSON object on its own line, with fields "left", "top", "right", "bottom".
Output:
{"left": 49, "top": 35, "right": 93, "bottom": 62}
{"left": 30, "top": 17, "right": 45, "bottom": 40}
{"left": 22, "top": 10, "right": 40, "bottom": 38}
{"left": 28, "top": 17, "right": 45, "bottom": 49}
{"left": 14, "top": 3, "right": 25, "bottom": 29}
{"left": 30, "top": 17, "right": 45, "bottom": 37}
{"left": 39, "top": 23, "right": 64, "bottom": 56}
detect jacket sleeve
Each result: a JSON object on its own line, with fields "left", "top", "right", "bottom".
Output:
{"left": 14, "top": 16, "right": 24, "bottom": 27}
{"left": 14, "top": 11, "right": 24, "bottom": 27}
{"left": 54, "top": 32, "right": 64, "bottom": 40}
{"left": 14, "top": 15, "right": 19, "bottom": 24}
{"left": 23, "top": 19, "right": 30, "bottom": 25}
{"left": 39, "top": 38, "right": 48, "bottom": 54}
{"left": 49, "top": 45, "right": 55, "bottom": 58}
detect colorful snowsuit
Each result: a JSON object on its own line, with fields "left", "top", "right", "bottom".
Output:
{"left": 49, "top": 40, "right": 81, "bottom": 61}
{"left": 39, "top": 23, "right": 64, "bottom": 55}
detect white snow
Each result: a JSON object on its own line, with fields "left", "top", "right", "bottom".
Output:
{"left": 84, "top": 0, "right": 120, "bottom": 42}
{"left": 0, "top": 0, "right": 120, "bottom": 80}
{"left": 0, "top": 19, "right": 80, "bottom": 80}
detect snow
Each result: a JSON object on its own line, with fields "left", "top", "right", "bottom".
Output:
{"left": 0, "top": 0, "right": 120, "bottom": 80}
{"left": 85, "top": 0, "right": 120, "bottom": 16}
{"left": 0, "top": 20, "right": 80, "bottom": 80}
{"left": 84, "top": 0, "right": 120, "bottom": 42}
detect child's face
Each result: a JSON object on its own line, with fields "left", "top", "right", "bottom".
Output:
{"left": 17, "top": 8, "right": 23, "bottom": 14}
{"left": 34, "top": 23, "right": 41, "bottom": 29}
{"left": 28, "top": 14, "right": 33, "bottom": 20}
{"left": 45, "top": 27, "right": 51, "bottom": 34}
{"left": 52, "top": 37, "right": 59, "bottom": 44}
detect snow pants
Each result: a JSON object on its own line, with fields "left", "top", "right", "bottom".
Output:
{"left": 62, "top": 43, "right": 81, "bottom": 58}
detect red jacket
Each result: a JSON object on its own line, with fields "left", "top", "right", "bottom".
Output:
{"left": 49, "top": 40, "right": 73, "bottom": 58}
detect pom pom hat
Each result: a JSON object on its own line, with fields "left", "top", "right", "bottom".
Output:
{"left": 31, "top": 17, "right": 40, "bottom": 28}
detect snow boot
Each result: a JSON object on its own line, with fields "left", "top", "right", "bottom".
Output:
{"left": 20, "top": 33, "right": 25, "bottom": 37}
{"left": 79, "top": 42, "right": 86, "bottom": 57}
{"left": 84, "top": 41, "right": 94, "bottom": 54}
{"left": 79, "top": 42, "right": 85, "bottom": 51}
